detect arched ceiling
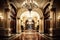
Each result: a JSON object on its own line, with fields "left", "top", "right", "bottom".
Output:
{"left": 9, "top": 0, "right": 54, "bottom": 19}
{"left": 20, "top": 11, "right": 40, "bottom": 20}
{"left": 9, "top": 0, "right": 53, "bottom": 9}
{"left": 17, "top": 7, "right": 43, "bottom": 18}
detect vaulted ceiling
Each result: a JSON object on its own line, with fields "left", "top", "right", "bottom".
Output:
{"left": 8, "top": 0, "right": 54, "bottom": 18}
{"left": 9, "top": 0, "right": 53, "bottom": 9}
{"left": 0, "top": 0, "right": 54, "bottom": 18}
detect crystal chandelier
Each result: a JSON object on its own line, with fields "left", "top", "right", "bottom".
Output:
{"left": 21, "top": 0, "right": 39, "bottom": 21}
{"left": 21, "top": 0, "right": 39, "bottom": 11}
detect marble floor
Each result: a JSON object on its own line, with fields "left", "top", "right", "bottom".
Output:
{"left": 0, "top": 30, "right": 60, "bottom": 40}
{"left": 15, "top": 30, "right": 52, "bottom": 40}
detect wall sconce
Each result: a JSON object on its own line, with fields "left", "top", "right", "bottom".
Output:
{"left": 57, "top": 16, "right": 60, "bottom": 19}
{"left": 8, "top": 28, "right": 11, "bottom": 32}
{"left": 0, "top": 13, "right": 4, "bottom": 19}
{"left": 49, "top": 28, "right": 53, "bottom": 31}
{"left": 0, "top": 16, "right": 4, "bottom": 19}
{"left": 8, "top": 15, "right": 11, "bottom": 20}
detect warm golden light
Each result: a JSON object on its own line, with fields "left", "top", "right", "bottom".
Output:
{"left": 20, "top": 11, "right": 40, "bottom": 20}
{"left": 49, "top": 28, "right": 53, "bottom": 31}
{"left": 21, "top": 0, "right": 39, "bottom": 7}
{"left": 58, "top": 16, "right": 60, "bottom": 19}
{"left": 0, "top": 13, "right": 4, "bottom": 19}
{"left": 8, "top": 28, "right": 11, "bottom": 31}
{"left": 7, "top": 28, "right": 11, "bottom": 36}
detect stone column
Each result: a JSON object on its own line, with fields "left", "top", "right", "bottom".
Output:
{"left": 49, "top": 11, "right": 54, "bottom": 36}
{"left": 16, "top": 18, "right": 18, "bottom": 33}
{"left": 18, "top": 19, "right": 21, "bottom": 33}
{"left": 49, "top": 8, "right": 56, "bottom": 37}
{"left": 3, "top": 9, "right": 11, "bottom": 36}
{"left": 39, "top": 17, "right": 44, "bottom": 33}
{"left": 39, "top": 19, "right": 42, "bottom": 33}
{"left": 7, "top": 11, "right": 11, "bottom": 36}
{"left": 16, "top": 17, "right": 21, "bottom": 33}
{"left": 42, "top": 17, "right": 44, "bottom": 33}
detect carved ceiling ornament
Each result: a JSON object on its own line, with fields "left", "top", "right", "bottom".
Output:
{"left": 21, "top": 0, "right": 39, "bottom": 11}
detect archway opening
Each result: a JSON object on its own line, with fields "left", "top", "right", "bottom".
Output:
{"left": 20, "top": 11, "right": 40, "bottom": 32}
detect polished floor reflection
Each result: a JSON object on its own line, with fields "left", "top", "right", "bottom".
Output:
{"left": 18, "top": 30, "right": 50, "bottom": 40}
{"left": 20, "top": 30, "right": 39, "bottom": 40}
{"left": 0, "top": 30, "right": 59, "bottom": 40}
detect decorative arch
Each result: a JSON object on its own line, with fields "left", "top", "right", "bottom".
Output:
{"left": 8, "top": 3, "right": 17, "bottom": 33}
{"left": 16, "top": 7, "right": 44, "bottom": 33}
{"left": 10, "top": 3, "right": 17, "bottom": 17}
{"left": 43, "top": 2, "right": 50, "bottom": 9}
{"left": 10, "top": 2, "right": 17, "bottom": 9}
{"left": 17, "top": 8, "right": 43, "bottom": 18}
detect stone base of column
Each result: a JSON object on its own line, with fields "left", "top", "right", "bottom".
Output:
{"left": 0, "top": 28, "right": 11, "bottom": 37}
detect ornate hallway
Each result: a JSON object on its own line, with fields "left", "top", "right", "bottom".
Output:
{"left": 17, "top": 30, "right": 55, "bottom": 40}
{"left": 0, "top": 30, "right": 53, "bottom": 40}
{"left": 0, "top": 0, "right": 60, "bottom": 40}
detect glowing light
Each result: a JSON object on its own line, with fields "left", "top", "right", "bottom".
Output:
{"left": 21, "top": 0, "right": 39, "bottom": 7}
{"left": 58, "top": 16, "right": 60, "bottom": 19}
{"left": 8, "top": 33, "right": 11, "bottom": 36}
{"left": 49, "top": 28, "right": 52, "bottom": 31}
{"left": 20, "top": 11, "right": 40, "bottom": 20}
{"left": 33, "top": 1, "right": 39, "bottom": 6}
{"left": 49, "top": 33, "right": 53, "bottom": 36}
{"left": 8, "top": 28, "right": 11, "bottom": 31}
{"left": 0, "top": 13, "right": 4, "bottom": 19}
{"left": 0, "top": 16, "right": 3, "bottom": 19}
{"left": 21, "top": 1, "right": 26, "bottom": 6}
{"left": 8, "top": 12, "right": 11, "bottom": 19}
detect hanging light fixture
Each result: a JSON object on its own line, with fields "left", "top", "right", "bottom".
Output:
{"left": 21, "top": 0, "right": 39, "bottom": 11}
